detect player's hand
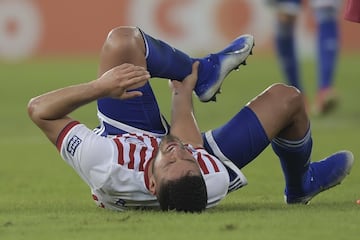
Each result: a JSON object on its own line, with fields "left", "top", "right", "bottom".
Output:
{"left": 169, "top": 61, "right": 199, "bottom": 95}
{"left": 95, "top": 63, "right": 150, "bottom": 99}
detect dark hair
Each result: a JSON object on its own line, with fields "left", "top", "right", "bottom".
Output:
{"left": 157, "top": 174, "right": 207, "bottom": 213}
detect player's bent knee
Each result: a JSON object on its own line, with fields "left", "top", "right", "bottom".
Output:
{"left": 269, "top": 83, "right": 303, "bottom": 112}
{"left": 104, "top": 26, "right": 141, "bottom": 53}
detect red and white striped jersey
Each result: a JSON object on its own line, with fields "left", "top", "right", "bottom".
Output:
{"left": 57, "top": 121, "right": 230, "bottom": 211}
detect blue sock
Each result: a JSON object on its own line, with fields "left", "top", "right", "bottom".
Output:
{"left": 140, "top": 30, "right": 210, "bottom": 82}
{"left": 315, "top": 8, "right": 339, "bottom": 90}
{"left": 204, "top": 106, "right": 270, "bottom": 169}
{"left": 271, "top": 129, "right": 312, "bottom": 193}
{"left": 275, "top": 21, "right": 302, "bottom": 90}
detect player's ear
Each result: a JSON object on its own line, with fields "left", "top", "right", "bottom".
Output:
{"left": 149, "top": 176, "right": 157, "bottom": 195}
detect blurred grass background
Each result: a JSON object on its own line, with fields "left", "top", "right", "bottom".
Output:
{"left": 0, "top": 51, "right": 359, "bottom": 240}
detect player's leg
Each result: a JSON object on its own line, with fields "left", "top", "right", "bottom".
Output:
{"left": 273, "top": 0, "right": 303, "bottom": 91}
{"left": 96, "top": 27, "right": 169, "bottom": 136}
{"left": 99, "top": 26, "right": 255, "bottom": 102}
{"left": 139, "top": 28, "right": 255, "bottom": 102}
{"left": 204, "top": 83, "right": 353, "bottom": 203}
{"left": 257, "top": 85, "right": 353, "bottom": 203}
{"left": 311, "top": 0, "right": 341, "bottom": 115}
{"left": 204, "top": 83, "right": 309, "bottom": 190}
{"left": 247, "top": 84, "right": 314, "bottom": 202}
{"left": 96, "top": 26, "right": 254, "bottom": 135}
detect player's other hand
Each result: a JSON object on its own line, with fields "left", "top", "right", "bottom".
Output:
{"left": 95, "top": 63, "right": 150, "bottom": 99}
{"left": 169, "top": 61, "right": 199, "bottom": 95}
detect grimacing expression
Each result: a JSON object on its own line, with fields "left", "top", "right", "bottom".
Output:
{"left": 152, "top": 134, "right": 201, "bottom": 183}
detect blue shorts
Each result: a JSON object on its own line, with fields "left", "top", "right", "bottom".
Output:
{"left": 96, "top": 82, "right": 170, "bottom": 136}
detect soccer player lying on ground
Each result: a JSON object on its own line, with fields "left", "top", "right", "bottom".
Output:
{"left": 28, "top": 26, "right": 354, "bottom": 213}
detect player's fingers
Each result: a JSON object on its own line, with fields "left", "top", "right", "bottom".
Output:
{"left": 190, "top": 61, "right": 199, "bottom": 82}
{"left": 112, "top": 64, "right": 148, "bottom": 79}
{"left": 114, "top": 64, "right": 149, "bottom": 81}
{"left": 127, "top": 66, "right": 150, "bottom": 80}
{"left": 192, "top": 61, "right": 200, "bottom": 75}
{"left": 124, "top": 73, "right": 149, "bottom": 90}
{"left": 181, "top": 61, "right": 199, "bottom": 88}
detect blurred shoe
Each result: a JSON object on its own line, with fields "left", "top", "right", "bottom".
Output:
{"left": 194, "top": 34, "right": 255, "bottom": 102}
{"left": 312, "top": 87, "right": 338, "bottom": 116}
{"left": 285, "top": 150, "right": 354, "bottom": 204}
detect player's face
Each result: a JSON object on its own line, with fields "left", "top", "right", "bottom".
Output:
{"left": 152, "top": 134, "right": 201, "bottom": 183}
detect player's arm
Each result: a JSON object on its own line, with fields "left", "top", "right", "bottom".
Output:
{"left": 169, "top": 61, "right": 203, "bottom": 148}
{"left": 28, "top": 64, "right": 150, "bottom": 145}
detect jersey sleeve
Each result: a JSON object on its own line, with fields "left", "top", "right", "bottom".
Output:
{"left": 57, "top": 122, "right": 116, "bottom": 189}
{"left": 203, "top": 172, "right": 229, "bottom": 208}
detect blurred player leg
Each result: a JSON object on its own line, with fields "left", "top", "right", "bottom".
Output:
{"left": 274, "top": 0, "right": 303, "bottom": 91}
{"left": 311, "top": 1, "right": 341, "bottom": 115}
{"left": 273, "top": 1, "right": 310, "bottom": 111}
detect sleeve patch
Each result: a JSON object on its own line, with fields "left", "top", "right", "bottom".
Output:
{"left": 56, "top": 121, "right": 80, "bottom": 151}
{"left": 67, "top": 135, "right": 82, "bottom": 156}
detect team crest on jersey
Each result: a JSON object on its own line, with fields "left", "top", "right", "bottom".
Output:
{"left": 67, "top": 135, "right": 82, "bottom": 156}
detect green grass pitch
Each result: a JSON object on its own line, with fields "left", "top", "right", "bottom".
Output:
{"left": 1, "top": 52, "right": 359, "bottom": 240}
